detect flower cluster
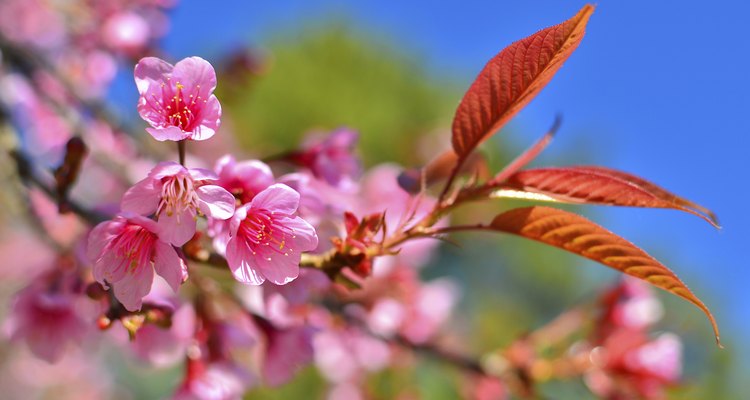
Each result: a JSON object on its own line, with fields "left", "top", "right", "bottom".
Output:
{"left": 0, "top": 3, "right": 710, "bottom": 399}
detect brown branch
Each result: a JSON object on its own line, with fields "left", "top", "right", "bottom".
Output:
{"left": 10, "top": 149, "right": 109, "bottom": 225}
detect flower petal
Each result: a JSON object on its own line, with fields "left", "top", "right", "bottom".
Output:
{"left": 113, "top": 262, "right": 155, "bottom": 311}
{"left": 257, "top": 253, "right": 299, "bottom": 286}
{"left": 235, "top": 159, "right": 274, "bottom": 188}
{"left": 121, "top": 178, "right": 159, "bottom": 216}
{"left": 226, "top": 237, "right": 265, "bottom": 285}
{"left": 94, "top": 247, "right": 129, "bottom": 285}
{"left": 149, "top": 161, "right": 186, "bottom": 179}
{"left": 190, "top": 95, "right": 221, "bottom": 141}
{"left": 153, "top": 241, "right": 187, "bottom": 293}
{"left": 147, "top": 126, "right": 189, "bottom": 141}
{"left": 188, "top": 167, "right": 219, "bottom": 181}
{"left": 283, "top": 216, "right": 319, "bottom": 252}
{"left": 157, "top": 210, "right": 197, "bottom": 246}
{"left": 86, "top": 219, "right": 123, "bottom": 263}
{"left": 171, "top": 56, "right": 217, "bottom": 95}
{"left": 134, "top": 57, "right": 173, "bottom": 94}
{"left": 196, "top": 185, "right": 235, "bottom": 220}
{"left": 251, "top": 184, "right": 300, "bottom": 215}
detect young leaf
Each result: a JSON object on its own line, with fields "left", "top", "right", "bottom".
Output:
{"left": 502, "top": 167, "right": 719, "bottom": 228}
{"left": 451, "top": 5, "right": 594, "bottom": 160}
{"left": 489, "top": 206, "right": 721, "bottom": 345}
{"left": 569, "top": 166, "right": 719, "bottom": 225}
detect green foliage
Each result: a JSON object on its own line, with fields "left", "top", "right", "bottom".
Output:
{"left": 219, "top": 22, "right": 458, "bottom": 165}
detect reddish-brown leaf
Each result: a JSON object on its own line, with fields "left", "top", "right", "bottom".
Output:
{"left": 502, "top": 167, "right": 719, "bottom": 228}
{"left": 451, "top": 5, "right": 594, "bottom": 160}
{"left": 570, "top": 166, "right": 719, "bottom": 225}
{"left": 489, "top": 206, "right": 721, "bottom": 345}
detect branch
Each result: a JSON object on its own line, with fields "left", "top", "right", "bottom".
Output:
{"left": 10, "top": 149, "right": 109, "bottom": 224}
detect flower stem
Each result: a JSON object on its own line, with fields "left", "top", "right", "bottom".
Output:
{"left": 178, "top": 140, "right": 186, "bottom": 166}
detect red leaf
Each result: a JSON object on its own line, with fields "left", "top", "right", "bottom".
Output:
{"left": 570, "top": 166, "right": 719, "bottom": 225}
{"left": 451, "top": 5, "right": 594, "bottom": 160}
{"left": 502, "top": 167, "right": 719, "bottom": 228}
{"left": 489, "top": 206, "right": 721, "bottom": 345}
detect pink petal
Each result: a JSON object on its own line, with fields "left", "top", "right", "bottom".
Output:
{"left": 27, "top": 326, "right": 68, "bottom": 362}
{"left": 146, "top": 126, "right": 189, "bottom": 141}
{"left": 171, "top": 56, "right": 217, "bottom": 95}
{"left": 196, "top": 185, "right": 235, "bottom": 220}
{"left": 94, "top": 249, "right": 129, "bottom": 285}
{"left": 153, "top": 241, "right": 187, "bottom": 293}
{"left": 215, "top": 154, "right": 236, "bottom": 174}
{"left": 283, "top": 216, "right": 319, "bottom": 252}
{"left": 134, "top": 57, "right": 173, "bottom": 94}
{"left": 190, "top": 95, "right": 221, "bottom": 141}
{"left": 86, "top": 219, "right": 122, "bottom": 263}
{"left": 113, "top": 262, "right": 155, "bottom": 311}
{"left": 149, "top": 161, "right": 186, "bottom": 179}
{"left": 229, "top": 205, "right": 249, "bottom": 237}
{"left": 258, "top": 254, "right": 299, "bottom": 286}
{"left": 157, "top": 210, "right": 197, "bottom": 246}
{"left": 121, "top": 178, "right": 159, "bottom": 216}
{"left": 123, "top": 212, "right": 161, "bottom": 233}
{"left": 237, "top": 160, "right": 273, "bottom": 181}
{"left": 251, "top": 184, "right": 300, "bottom": 215}
{"left": 226, "top": 237, "right": 265, "bottom": 285}
{"left": 188, "top": 167, "right": 219, "bottom": 181}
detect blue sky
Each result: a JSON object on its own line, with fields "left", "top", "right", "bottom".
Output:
{"left": 159, "top": 1, "right": 749, "bottom": 348}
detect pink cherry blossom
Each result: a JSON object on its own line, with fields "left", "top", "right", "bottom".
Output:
{"left": 135, "top": 56, "right": 222, "bottom": 141}
{"left": 294, "top": 128, "right": 362, "bottom": 187}
{"left": 225, "top": 184, "right": 318, "bottom": 285}
{"left": 102, "top": 12, "right": 150, "bottom": 53}
{"left": 87, "top": 213, "right": 188, "bottom": 311}
{"left": 122, "top": 161, "right": 235, "bottom": 246}
{"left": 5, "top": 276, "right": 89, "bottom": 363}
{"left": 208, "top": 156, "right": 274, "bottom": 254}
{"left": 129, "top": 285, "right": 196, "bottom": 367}
{"left": 214, "top": 155, "right": 274, "bottom": 205}
{"left": 173, "top": 361, "right": 252, "bottom": 400}
{"left": 261, "top": 324, "right": 314, "bottom": 386}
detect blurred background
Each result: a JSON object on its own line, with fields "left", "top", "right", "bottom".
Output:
{"left": 2, "top": 0, "right": 748, "bottom": 398}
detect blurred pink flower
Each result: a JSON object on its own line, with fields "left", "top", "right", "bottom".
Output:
{"left": 173, "top": 360, "right": 251, "bottom": 400}
{"left": 214, "top": 155, "right": 274, "bottom": 205}
{"left": 87, "top": 213, "right": 187, "bottom": 311}
{"left": 130, "top": 290, "right": 196, "bottom": 367}
{"left": 102, "top": 12, "right": 150, "bottom": 53}
{"left": 399, "top": 278, "right": 459, "bottom": 344}
{"left": 225, "top": 184, "right": 318, "bottom": 285}
{"left": 135, "top": 56, "right": 221, "bottom": 141}
{"left": 122, "top": 161, "right": 235, "bottom": 246}
{"left": 294, "top": 129, "right": 362, "bottom": 187}
{"left": 609, "top": 277, "right": 664, "bottom": 330}
{"left": 261, "top": 323, "right": 314, "bottom": 386}
{"left": 313, "top": 326, "right": 390, "bottom": 384}
{"left": 5, "top": 273, "right": 89, "bottom": 363}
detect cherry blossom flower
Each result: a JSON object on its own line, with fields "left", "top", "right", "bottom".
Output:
{"left": 260, "top": 323, "right": 315, "bottom": 386}
{"left": 225, "top": 184, "right": 318, "bottom": 285}
{"left": 122, "top": 161, "right": 235, "bottom": 246}
{"left": 208, "top": 156, "right": 274, "bottom": 254}
{"left": 87, "top": 213, "right": 187, "bottom": 311}
{"left": 173, "top": 360, "right": 252, "bottom": 400}
{"left": 102, "top": 12, "right": 150, "bottom": 54}
{"left": 214, "top": 155, "right": 274, "bottom": 205}
{"left": 5, "top": 275, "right": 89, "bottom": 362}
{"left": 293, "top": 128, "right": 362, "bottom": 187}
{"left": 135, "top": 56, "right": 222, "bottom": 141}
